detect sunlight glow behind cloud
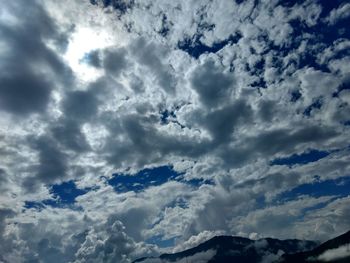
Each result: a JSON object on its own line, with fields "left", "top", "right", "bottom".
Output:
{"left": 64, "top": 27, "right": 112, "bottom": 82}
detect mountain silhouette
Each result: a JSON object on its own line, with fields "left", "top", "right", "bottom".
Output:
{"left": 134, "top": 235, "right": 317, "bottom": 262}
{"left": 135, "top": 230, "right": 350, "bottom": 263}
{"left": 281, "top": 230, "right": 350, "bottom": 263}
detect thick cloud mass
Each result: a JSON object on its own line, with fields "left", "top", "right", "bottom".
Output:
{"left": 0, "top": 0, "right": 350, "bottom": 262}
{"left": 191, "top": 59, "right": 235, "bottom": 108}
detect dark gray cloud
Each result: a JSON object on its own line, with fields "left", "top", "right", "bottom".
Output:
{"left": 0, "top": 70, "right": 52, "bottom": 115}
{"left": 201, "top": 99, "right": 253, "bottom": 144}
{"left": 131, "top": 38, "right": 176, "bottom": 94}
{"left": 258, "top": 99, "right": 275, "bottom": 123}
{"left": 85, "top": 50, "right": 102, "bottom": 68}
{"left": 0, "top": 168, "right": 9, "bottom": 191}
{"left": 104, "top": 113, "right": 210, "bottom": 168}
{"left": 62, "top": 89, "right": 99, "bottom": 121}
{"left": 129, "top": 74, "right": 145, "bottom": 93}
{"left": 17, "top": 220, "right": 81, "bottom": 263}
{"left": 22, "top": 136, "right": 68, "bottom": 191}
{"left": 51, "top": 86, "right": 105, "bottom": 153}
{"left": 87, "top": 47, "right": 129, "bottom": 77}
{"left": 0, "top": 0, "right": 72, "bottom": 116}
{"left": 191, "top": 59, "right": 235, "bottom": 108}
{"left": 249, "top": 125, "right": 338, "bottom": 156}
{"left": 51, "top": 121, "right": 90, "bottom": 153}
{"left": 103, "top": 48, "right": 129, "bottom": 76}
{"left": 34, "top": 136, "right": 67, "bottom": 183}
{"left": 220, "top": 125, "right": 339, "bottom": 168}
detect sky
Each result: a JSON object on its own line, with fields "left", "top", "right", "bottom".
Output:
{"left": 0, "top": 0, "right": 350, "bottom": 262}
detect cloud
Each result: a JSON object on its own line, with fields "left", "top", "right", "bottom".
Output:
{"left": 0, "top": 0, "right": 349, "bottom": 261}
{"left": 142, "top": 249, "right": 216, "bottom": 263}
{"left": 130, "top": 38, "right": 177, "bottom": 94}
{"left": 74, "top": 220, "right": 137, "bottom": 263}
{"left": 87, "top": 47, "right": 129, "bottom": 77}
{"left": 23, "top": 135, "right": 68, "bottom": 190}
{"left": 260, "top": 250, "right": 284, "bottom": 263}
{"left": 312, "top": 244, "right": 350, "bottom": 262}
{"left": 173, "top": 249, "right": 216, "bottom": 263}
{"left": 229, "top": 196, "right": 337, "bottom": 240}
{"left": 190, "top": 58, "right": 235, "bottom": 108}
{"left": 173, "top": 230, "right": 225, "bottom": 253}
{"left": 0, "top": 0, "right": 71, "bottom": 116}
{"left": 325, "top": 3, "right": 350, "bottom": 25}
{"left": 0, "top": 70, "right": 52, "bottom": 115}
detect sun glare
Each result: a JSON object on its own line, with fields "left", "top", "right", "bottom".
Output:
{"left": 64, "top": 27, "right": 112, "bottom": 82}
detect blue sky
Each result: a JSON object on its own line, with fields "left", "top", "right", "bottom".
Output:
{"left": 270, "top": 149, "right": 330, "bottom": 166}
{"left": 0, "top": 0, "right": 350, "bottom": 262}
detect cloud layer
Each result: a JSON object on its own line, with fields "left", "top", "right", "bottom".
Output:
{"left": 0, "top": 0, "right": 349, "bottom": 262}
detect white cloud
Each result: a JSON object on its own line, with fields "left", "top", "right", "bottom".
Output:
{"left": 173, "top": 230, "right": 225, "bottom": 253}
{"left": 142, "top": 249, "right": 217, "bottom": 263}
{"left": 173, "top": 249, "right": 216, "bottom": 263}
{"left": 229, "top": 196, "right": 336, "bottom": 240}
{"left": 312, "top": 243, "right": 350, "bottom": 262}
{"left": 74, "top": 220, "right": 151, "bottom": 263}
{"left": 325, "top": 3, "right": 350, "bottom": 25}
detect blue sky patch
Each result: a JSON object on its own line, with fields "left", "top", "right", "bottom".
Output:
{"left": 290, "top": 90, "right": 302, "bottom": 102}
{"left": 271, "top": 149, "right": 330, "bottom": 166}
{"left": 50, "top": 181, "right": 89, "bottom": 204}
{"left": 109, "top": 166, "right": 180, "bottom": 193}
{"left": 300, "top": 199, "right": 335, "bottom": 216}
{"left": 24, "top": 181, "right": 89, "bottom": 209}
{"left": 109, "top": 166, "right": 213, "bottom": 193}
{"left": 178, "top": 33, "right": 241, "bottom": 59}
{"left": 160, "top": 109, "right": 176, "bottom": 124}
{"left": 24, "top": 200, "right": 54, "bottom": 210}
{"left": 90, "top": 0, "right": 132, "bottom": 14}
{"left": 146, "top": 235, "right": 177, "bottom": 248}
{"left": 279, "top": 176, "right": 350, "bottom": 201}
{"left": 333, "top": 79, "right": 350, "bottom": 97}
{"left": 303, "top": 99, "right": 323, "bottom": 116}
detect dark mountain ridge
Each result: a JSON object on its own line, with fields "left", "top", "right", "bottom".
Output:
{"left": 281, "top": 230, "right": 350, "bottom": 263}
{"left": 135, "top": 230, "right": 350, "bottom": 263}
{"left": 134, "top": 235, "right": 317, "bottom": 262}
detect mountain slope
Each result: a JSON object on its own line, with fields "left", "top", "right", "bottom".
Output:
{"left": 134, "top": 235, "right": 317, "bottom": 263}
{"left": 281, "top": 230, "right": 350, "bottom": 263}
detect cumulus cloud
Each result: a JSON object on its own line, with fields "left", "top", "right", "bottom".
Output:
{"left": 0, "top": 0, "right": 349, "bottom": 261}
{"left": 74, "top": 220, "right": 138, "bottom": 263}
